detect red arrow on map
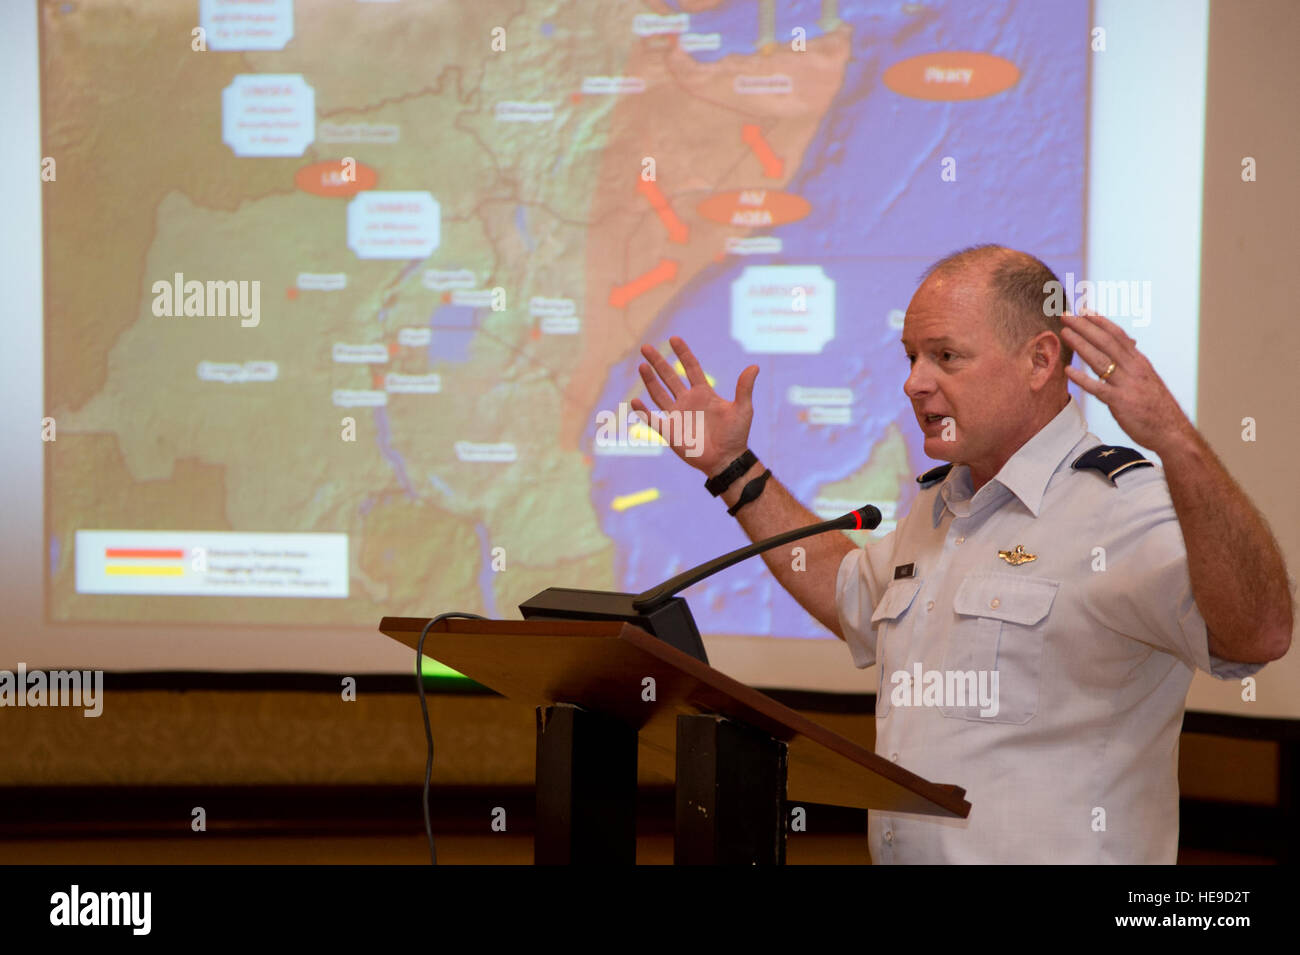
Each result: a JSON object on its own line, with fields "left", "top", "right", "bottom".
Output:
{"left": 636, "top": 178, "right": 689, "bottom": 243}
{"left": 741, "top": 124, "right": 784, "bottom": 178}
{"left": 608, "top": 259, "right": 679, "bottom": 308}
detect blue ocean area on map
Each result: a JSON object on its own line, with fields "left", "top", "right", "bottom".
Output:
{"left": 584, "top": 0, "right": 1088, "bottom": 641}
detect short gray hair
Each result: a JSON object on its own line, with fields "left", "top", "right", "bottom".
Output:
{"left": 919, "top": 244, "right": 1074, "bottom": 371}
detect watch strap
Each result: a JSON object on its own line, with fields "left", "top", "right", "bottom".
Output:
{"left": 704, "top": 449, "right": 757, "bottom": 497}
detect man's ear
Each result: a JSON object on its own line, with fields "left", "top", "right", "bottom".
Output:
{"left": 1027, "top": 329, "right": 1062, "bottom": 387}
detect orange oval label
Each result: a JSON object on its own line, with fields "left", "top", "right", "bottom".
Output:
{"left": 696, "top": 189, "right": 810, "bottom": 228}
{"left": 295, "top": 160, "right": 378, "bottom": 197}
{"left": 882, "top": 52, "right": 1020, "bottom": 101}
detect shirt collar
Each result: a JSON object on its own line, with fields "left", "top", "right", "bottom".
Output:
{"left": 931, "top": 396, "right": 1086, "bottom": 526}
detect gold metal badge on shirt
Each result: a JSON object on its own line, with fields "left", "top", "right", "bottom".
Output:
{"left": 997, "top": 544, "right": 1037, "bottom": 566}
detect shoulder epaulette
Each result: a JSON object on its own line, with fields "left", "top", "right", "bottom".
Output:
{"left": 916, "top": 463, "right": 953, "bottom": 488}
{"left": 1071, "top": 445, "right": 1153, "bottom": 484}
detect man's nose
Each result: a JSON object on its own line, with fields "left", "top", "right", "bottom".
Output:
{"left": 904, "top": 360, "right": 933, "bottom": 400}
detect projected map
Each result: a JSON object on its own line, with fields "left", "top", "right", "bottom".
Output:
{"left": 42, "top": 0, "right": 1087, "bottom": 637}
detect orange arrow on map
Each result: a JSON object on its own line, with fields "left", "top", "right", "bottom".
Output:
{"left": 741, "top": 124, "right": 784, "bottom": 178}
{"left": 636, "top": 178, "right": 689, "bottom": 243}
{"left": 608, "top": 259, "right": 679, "bottom": 308}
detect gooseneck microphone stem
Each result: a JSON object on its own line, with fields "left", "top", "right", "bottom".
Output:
{"left": 631, "top": 506, "right": 881, "bottom": 613}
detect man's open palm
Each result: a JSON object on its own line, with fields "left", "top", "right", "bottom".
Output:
{"left": 630, "top": 336, "right": 759, "bottom": 476}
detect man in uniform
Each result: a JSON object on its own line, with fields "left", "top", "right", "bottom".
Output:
{"left": 631, "top": 244, "right": 1293, "bottom": 863}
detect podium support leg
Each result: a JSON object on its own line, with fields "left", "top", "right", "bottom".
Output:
{"left": 674, "top": 713, "right": 788, "bottom": 865}
{"left": 534, "top": 702, "right": 637, "bottom": 864}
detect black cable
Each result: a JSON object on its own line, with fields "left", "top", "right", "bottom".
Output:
{"left": 416, "top": 611, "right": 486, "bottom": 865}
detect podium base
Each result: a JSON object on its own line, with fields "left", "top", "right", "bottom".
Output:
{"left": 534, "top": 703, "right": 637, "bottom": 864}
{"left": 674, "top": 713, "right": 788, "bottom": 865}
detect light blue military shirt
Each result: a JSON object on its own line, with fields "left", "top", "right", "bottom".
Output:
{"left": 835, "top": 397, "right": 1264, "bottom": 863}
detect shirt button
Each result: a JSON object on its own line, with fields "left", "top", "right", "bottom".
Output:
{"left": 926, "top": 600, "right": 935, "bottom": 612}
{"left": 890, "top": 752, "right": 899, "bottom": 763}
{"left": 884, "top": 830, "right": 894, "bottom": 843}
{"left": 990, "top": 597, "right": 1001, "bottom": 609}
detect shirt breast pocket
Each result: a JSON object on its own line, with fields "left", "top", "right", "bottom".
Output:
{"left": 870, "top": 576, "right": 922, "bottom": 718}
{"left": 941, "top": 573, "right": 1060, "bottom": 724}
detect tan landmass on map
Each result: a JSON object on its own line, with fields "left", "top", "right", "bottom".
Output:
{"left": 44, "top": 1, "right": 859, "bottom": 625}
{"left": 563, "top": 25, "right": 853, "bottom": 451}
{"left": 41, "top": 0, "right": 307, "bottom": 413}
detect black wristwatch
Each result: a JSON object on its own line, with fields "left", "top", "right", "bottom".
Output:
{"left": 704, "top": 449, "right": 757, "bottom": 497}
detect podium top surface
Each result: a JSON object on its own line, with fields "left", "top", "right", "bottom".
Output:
{"left": 380, "top": 616, "right": 969, "bottom": 818}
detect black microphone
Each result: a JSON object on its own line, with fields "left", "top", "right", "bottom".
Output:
{"left": 518, "top": 506, "right": 881, "bottom": 664}
{"left": 631, "top": 505, "right": 881, "bottom": 612}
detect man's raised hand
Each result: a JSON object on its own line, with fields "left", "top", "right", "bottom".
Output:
{"left": 1060, "top": 309, "right": 1197, "bottom": 457}
{"left": 630, "top": 336, "right": 759, "bottom": 476}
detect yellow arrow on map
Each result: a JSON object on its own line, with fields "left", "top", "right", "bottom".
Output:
{"left": 673, "top": 360, "right": 715, "bottom": 388}
{"left": 611, "top": 488, "right": 660, "bottom": 512}
{"left": 628, "top": 422, "right": 667, "bottom": 445}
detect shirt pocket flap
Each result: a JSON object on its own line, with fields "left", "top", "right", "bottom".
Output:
{"left": 870, "top": 577, "right": 922, "bottom": 625}
{"left": 953, "top": 574, "right": 1060, "bottom": 626}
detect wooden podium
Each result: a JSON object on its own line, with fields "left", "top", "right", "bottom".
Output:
{"left": 379, "top": 616, "right": 970, "bottom": 865}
